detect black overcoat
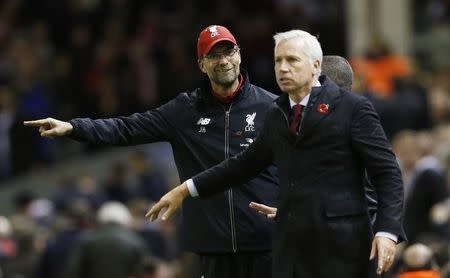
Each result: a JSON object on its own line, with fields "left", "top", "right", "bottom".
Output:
{"left": 194, "top": 76, "right": 406, "bottom": 278}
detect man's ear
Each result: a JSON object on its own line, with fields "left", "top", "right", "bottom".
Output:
{"left": 236, "top": 52, "right": 242, "bottom": 66}
{"left": 198, "top": 59, "right": 207, "bottom": 73}
{"left": 313, "top": 60, "right": 321, "bottom": 75}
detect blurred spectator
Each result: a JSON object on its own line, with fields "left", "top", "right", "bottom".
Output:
{"left": 322, "top": 55, "right": 353, "bottom": 91}
{"left": 351, "top": 38, "right": 411, "bottom": 97}
{"left": 0, "top": 216, "right": 16, "bottom": 263}
{"left": 27, "top": 198, "right": 54, "bottom": 228}
{"left": 35, "top": 212, "right": 84, "bottom": 278}
{"left": 102, "top": 163, "right": 135, "bottom": 204}
{"left": 0, "top": 85, "right": 14, "bottom": 180}
{"left": 13, "top": 35, "right": 55, "bottom": 164}
{"left": 127, "top": 151, "right": 168, "bottom": 202}
{"left": 125, "top": 39, "right": 159, "bottom": 111}
{"left": 427, "top": 80, "right": 450, "bottom": 126}
{"left": 157, "top": 32, "right": 198, "bottom": 105}
{"left": 52, "top": 175, "right": 105, "bottom": 213}
{"left": 353, "top": 66, "right": 431, "bottom": 139}
{"left": 50, "top": 53, "right": 79, "bottom": 120}
{"left": 128, "top": 199, "right": 169, "bottom": 260}
{"left": 133, "top": 256, "right": 177, "bottom": 278}
{"left": 431, "top": 198, "right": 450, "bottom": 227}
{"left": 9, "top": 190, "right": 35, "bottom": 231}
{"left": 386, "top": 66, "right": 432, "bottom": 137}
{"left": 397, "top": 243, "right": 440, "bottom": 278}
{"left": 29, "top": 21, "right": 54, "bottom": 72}
{"left": 64, "top": 201, "right": 149, "bottom": 278}
{"left": 393, "top": 131, "right": 450, "bottom": 243}
{"left": 415, "top": 23, "right": 450, "bottom": 71}
{"left": 3, "top": 219, "right": 40, "bottom": 278}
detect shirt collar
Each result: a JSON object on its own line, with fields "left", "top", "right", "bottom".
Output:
{"left": 288, "top": 80, "right": 321, "bottom": 108}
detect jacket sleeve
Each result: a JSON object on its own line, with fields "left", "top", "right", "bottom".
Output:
{"left": 193, "top": 114, "right": 274, "bottom": 197}
{"left": 68, "top": 101, "right": 175, "bottom": 146}
{"left": 350, "top": 97, "right": 406, "bottom": 242}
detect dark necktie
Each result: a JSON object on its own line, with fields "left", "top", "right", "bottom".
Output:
{"left": 290, "top": 104, "right": 303, "bottom": 134}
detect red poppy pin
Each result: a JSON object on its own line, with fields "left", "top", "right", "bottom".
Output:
{"left": 317, "top": 103, "right": 329, "bottom": 114}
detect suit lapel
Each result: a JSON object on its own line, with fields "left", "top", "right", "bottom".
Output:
{"left": 298, "top": 77, "right": 342, "bottom": 141}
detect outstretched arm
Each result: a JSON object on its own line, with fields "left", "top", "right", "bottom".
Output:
{"left": 146, "top": 134, "right": 273, "bottom": 222}
{"left": 146, "top": 113, "right": 274, "bottom": 221}
{"left": 23, "top": 99, "right": 178, "bottom": 145}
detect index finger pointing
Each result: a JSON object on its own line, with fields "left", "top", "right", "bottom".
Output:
{"left": 23, "top": 119, "right": 48, "bottom": 126}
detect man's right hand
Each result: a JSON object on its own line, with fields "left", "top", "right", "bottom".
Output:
{"left": 24, "top": 118, "right": 73, "bottom": 137}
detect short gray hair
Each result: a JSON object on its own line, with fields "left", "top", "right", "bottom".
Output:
{"left": 322, "top": 55, "right": 353, "bottom": 91}
{"left": 273, "top": 30, "right": 323, "bottom": 68}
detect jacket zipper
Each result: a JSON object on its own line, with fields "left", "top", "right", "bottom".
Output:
{"left": 275, "top": 105, "right": 290, "bottom": 128}
{"left": 224, "top": 105, "right": 237, "bottom": 252}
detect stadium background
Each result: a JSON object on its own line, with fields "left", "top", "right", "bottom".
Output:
{"left": 0, "top": 0, "right": 448, "bottom": 277}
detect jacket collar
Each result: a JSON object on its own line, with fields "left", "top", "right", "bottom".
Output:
{"left": 275, "top": 75, "right": 342, "bottom": 141}
{"left": 299, "top": 75, "right": 341, "bottom": 138}
{"left": 198, "top": 69, "right": 252, "bottom": 107}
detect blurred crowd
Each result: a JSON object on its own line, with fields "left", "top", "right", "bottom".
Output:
{"left": 0, "top": 0, "right": 348, "bottom": 179}
{"left": 0, "top": 0, "right": 449, "bottom": 277}
{"left": 0, "top": 150, "right": 178, "bottom": 278}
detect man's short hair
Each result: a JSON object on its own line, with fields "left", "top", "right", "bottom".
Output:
{"left": 322, "top": 55, "right": 353, "bottom": 91}
{"left": 273, "top": 30, "right": 323, "bottom": 71}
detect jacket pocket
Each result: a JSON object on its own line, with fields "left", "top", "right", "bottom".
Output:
{"left": 321, "top": 199, "right": 371, "bottom": 262}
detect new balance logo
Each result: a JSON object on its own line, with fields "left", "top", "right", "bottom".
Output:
{"left": 197, "top": 118, "right": 211, "bottom": 125}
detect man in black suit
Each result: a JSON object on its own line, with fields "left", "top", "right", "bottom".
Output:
{"left": 249, "top": 55, "right": 379, "bottom": 225}
{"left": 249, "top": 54, "right": 382, "bottom": 278}
{"left": 147, "top": 30, "right": 406, "bottom": 278}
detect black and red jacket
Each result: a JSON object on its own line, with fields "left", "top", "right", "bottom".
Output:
{"left": 69, "top": 71, "right": 279, "bottom": 253}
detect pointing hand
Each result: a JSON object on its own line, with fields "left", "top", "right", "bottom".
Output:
{"left": 24, "top": 118, "right": 73, "bottom": 138}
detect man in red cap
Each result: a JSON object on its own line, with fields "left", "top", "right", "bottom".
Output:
{"left": 25, "top": 25, "right": 279, "bottom": 278}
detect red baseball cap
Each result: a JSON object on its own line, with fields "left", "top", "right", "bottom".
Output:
{"left": 197, "top": 25, "right": 237, "bottom": 58}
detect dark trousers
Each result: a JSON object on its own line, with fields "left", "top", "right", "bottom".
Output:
{"left": 188, "top": 251, "right": 272, "bottom": 278}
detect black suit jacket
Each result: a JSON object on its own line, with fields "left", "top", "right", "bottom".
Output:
{"left": 193, "top": 76, "right": 406, "bottom": 278}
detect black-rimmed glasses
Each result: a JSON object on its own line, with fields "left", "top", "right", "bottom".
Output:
{"left": 203, "top": 46, "right": 240, "bottom": 62}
